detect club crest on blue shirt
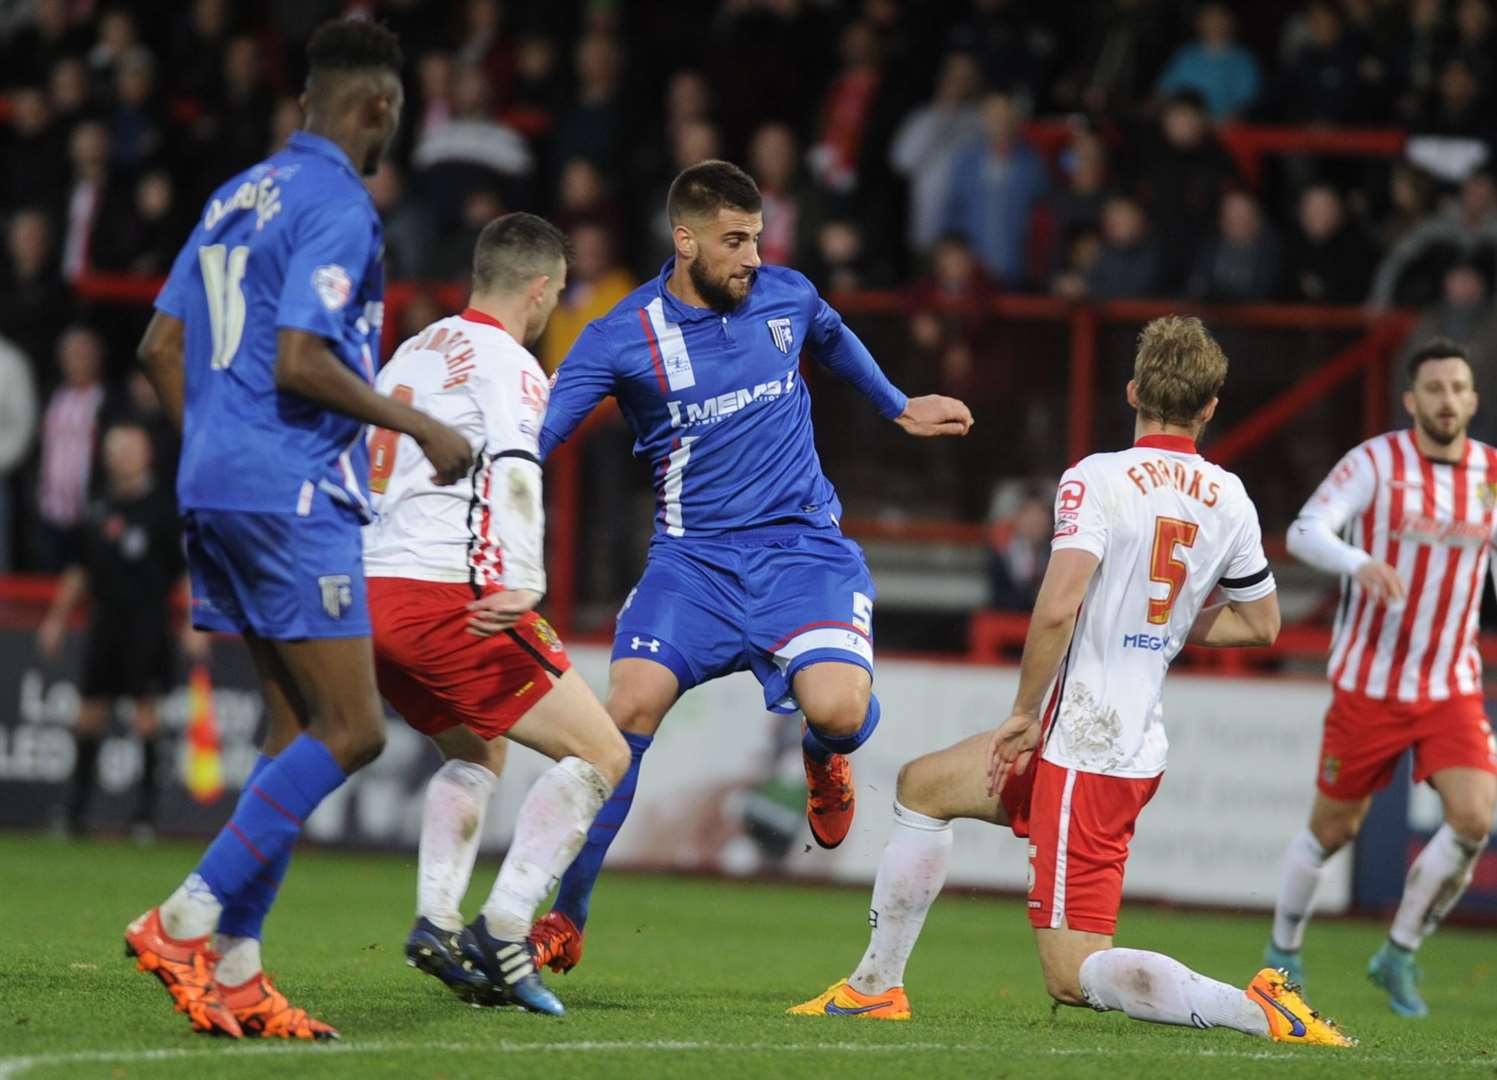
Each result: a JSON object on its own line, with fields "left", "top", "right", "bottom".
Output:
{"left": 767, "top": 317, "right": 794, "bottom": 354}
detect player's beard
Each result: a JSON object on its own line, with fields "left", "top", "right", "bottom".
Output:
{"left": 690, "top": 257, "right": 753, "bottom": 313}
{"left": 1416, "top": 409, "right": 1466, "bottom": 447}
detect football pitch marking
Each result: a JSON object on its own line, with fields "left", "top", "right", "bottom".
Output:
{"left": 3, "top": 1040, "right": 1497, "bottom": 1077}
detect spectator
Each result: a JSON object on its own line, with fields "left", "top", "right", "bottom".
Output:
{"left": 456, "top": 0, "right": 516, "bottom": 105}
{"left": 551, "top": 32, "right": 627, "bottom": 174}
{"left": 1053, "top": 0, "right": 1179, "bottom": 117}
{"left": 940, "top": 91, "right": 1048, "bottom": 289}
{"left": 809, "top": 219, "right": 893, "bottom": 294}
{"left": 366, "top": 162, "right": 435, "bottom": 281}
{"left": 168, "top": 0, "right": 232, "bottom": 105}
{"left": 0, "top": 334, "right": 38, "bottom": 572}
{"left": 554, "top": 157, "right": 622, "bottom": 247}
{"left": 889, "top": 51, "right": 985, "bottom": 257}
{"left": 1413, "top": 56, "right": 1491, "bottom": 139}
{"left": 948, "top": 0, "right": 1058, "bottom": 108}
{"left": 508, "top": 33, "right": 566, "bottom": 134}
{"left": 396, "top": 289, "right": 446, "bottom": 342}
{"left": 908, "top": 234, "right": 994, "bottom": 395}
{"left": 413, "top": 51, "right": 456, "bottom": 147}
{"left": 1284, "top": 183, "right": 1377, "bottom": 304}
{"left": 1390, "top": 0, "right": 1452, "bottom": 124}
{"left": 109, "top": 48, "right": 165, "bottom": 176}
{"left": 1040, "top": 128, "right": 1111, "bottom": 280}
{"left": 749, "top": 122, "right": 818, "bottom": 269}
{"left": 807, "top": 19, "right": 887, "bottom": 196}
{"left": 0, "top": 209, "right": 71, "bottom": 379}
{"left": 1272, "top": 2, "right": 1366, "bottom": 124}
{"left": 1187, "top": 190, "right": 1283, "bottom": 303}
{"left": 33, "top": 326, "right": 109, "bottom": 572}
{"left": 48, "top": 55, "right": 93, "bottom": 129}
{"left": 92, "top": 169, "right": 185, "bottom": 277}
{"left": 985, "top": 487, "right": 1052, "bottom": 612}
{"left": 412, "top": 66, "right": 534, "bottom": 226}
{"left": 1154, "top": 2, "right": 1261, "bottom": 121}
{"left": 1401, "top": 265, "right": 1497, "bottom": 442}
{"left": 3, "top": 0, "right": 89, "bottom": 89}
{"left": 432, "top": 189, "right": 507, "bottom": 283}
{"left": 201, "top": 35, "right": 276, "bottom": 181}
{"left": 541, "top": 221, "right": 636, "bottom": 374}
{"left": 60, "top": 120, "right": 130, "bottom": 284}
{"left": 1369, "top": 168, "right": 1497, "bottom": 308}
{"left": 1128, "top": 90, "right": 1240, "bottom": 289}
{"left": 3, "top": 87, "right": 70, "bottom": 220}
{"left": 1055, "top": 194, "right": 1165, "bottom": 300}
{"left": 1379, "top": 162, "right": 1439, "bottom": 251}
{"left": 87, "top": 6, "right": 141, "bottom": 94}
{"left": 1448, "top": 0, "right": 1496, "bottom": 90}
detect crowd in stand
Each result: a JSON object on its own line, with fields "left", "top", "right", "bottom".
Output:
{"left": 4, "top": 0, "right": 1497, "bottom": 573}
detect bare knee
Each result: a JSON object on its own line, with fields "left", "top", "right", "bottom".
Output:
{"left": 1446, "top": 804, "right": 1494, "bottom": 845}
{"left": 1310, "top": 806, "right": 1366, "bottom": 853}
{"left": 895, "top": 757, "right": 941, "bottom": 816}
{"left": 1043, "top": 966, "right": 1087, "bottom": 1007}
{"left": 606, "top": 688, "right": 668, "bottom": 738}
{"left": 581, "top": 725, "right": 631, "bottom": 789}
{"left": 315, "top": 709, "right": 386, "bottom": 772}
{"left": 800, "top": 680, "right": 871, "bottom": 740}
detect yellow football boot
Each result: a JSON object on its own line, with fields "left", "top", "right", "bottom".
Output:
{"left": 1246, "top": 967, "right": 1357, "bottom": 1047}
{"left": 788, "top": 978, "right": 911, "bottom": 1020}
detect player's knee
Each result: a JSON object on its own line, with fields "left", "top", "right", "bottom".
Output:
{"left": 1310, "top": 811, "right": 1363, "bottom": 853}
{"left": 1446, "top": 803, "right": 1494, "bottom": 845}
{"left": 586, "top": 726, "right": 632, "bottom": 788}
{"left": 894, "top": 757, "right": 939, "bottom": 815}
{"left": 801, "top": 682, "right": 871, "bottom": 740}
{"left": 1043, "top": 967, "right": 1087, "bottom": 1007}
{"left": 322, "top": 722, "right": 386, "bottom": 772}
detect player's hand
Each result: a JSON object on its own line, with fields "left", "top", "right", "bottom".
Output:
{"left": 894, "top": 394, "right": 973, "bottom": 438}
{"left": 37, "top": 616, "right": 64, "bottom": 660}
{"left": 1354, "top": 560, "right": 1406, "bottom": 606}
{"left": 415, "top": 417, "right": 475, "bottom": 485}
{"left": 465, "top": 589, "right": 542, "bottom": 637}
{"left": 986, "top": 712, "right": 1041, "bottom": 798}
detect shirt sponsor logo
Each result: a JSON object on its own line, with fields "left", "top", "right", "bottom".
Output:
{"left": 666, "top": 365, "right": 797, "bottom": 429}
{"left": 1394, "top": 514, "right": 1490, "bottom": 548}
{"left": 312, "top": 265, "right": 353, "bottom": 311}
{"left": 663, "top": 349, "right": 695, "bottom": 391}
{"left": 767, "top": 316, "right": 794, "bottom": 353}
{"left": 1121, "top": 632, "right": 1173, "bottom": 651}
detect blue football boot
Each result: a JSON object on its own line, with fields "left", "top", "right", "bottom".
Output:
{"left": 459, "top": 915, "right": 566, "bottom": 1016}
{"left": 1368, "top": 940, "right": 1429, "bottom": 1017}
{"left": 1263, "top": 939, "right": 1304, "bottom": 987}
{"left": 406, "top": 916, "right": 499, "bottom": 1006}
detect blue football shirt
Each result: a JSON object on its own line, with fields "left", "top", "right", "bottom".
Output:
{"left": 540, "top": 262, "right": 908, "bottom": 538}
{"left": 156, "top": 130, "right": 385, "bottom": 519}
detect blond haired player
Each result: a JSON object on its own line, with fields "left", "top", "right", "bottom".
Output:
{"left": 1265, "top": 337, "right": 1497, "bottom": 1017}
{"left": 792, "top": 316, "right": 1353, "bottom": 1047}
{"left": 362, "top": 213, "right": 629, "bottom": 1016}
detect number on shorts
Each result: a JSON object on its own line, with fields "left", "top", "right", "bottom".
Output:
{"left": 198, "top": 244, "right": 250, "bottom": 370}
{"left": 1147, "top": 516, "right": 1199, "bottom": 625}
{"left": 852, "top": 591, "right": 873, "bottom": 636}
{"left": 368, "top": 384, "right": 414, "bottom": 494}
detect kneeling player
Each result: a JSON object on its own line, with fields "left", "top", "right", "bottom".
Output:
{"left": 792, "top": 317, "right": 1354, "bottom": 1047}
{"left": 363, "top": 214, "right": 629, "bottom": 1016}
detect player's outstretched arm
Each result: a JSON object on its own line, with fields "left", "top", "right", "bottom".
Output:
{"left": 894, "top": 394, "right": 974, "bottom": 437}
{"left": 1187, "top": 593, "right": 1282, "bottom": 648}
{"left": 274, "top": 329, "right": 473, "bottom": 484}
{"left": 987, "top": 548, "right": 1100, "bottom": 796}
{"left": 137, "top": 312, "right": 186, "bottom": 431}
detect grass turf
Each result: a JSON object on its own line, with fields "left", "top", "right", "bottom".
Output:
{"left": 1, "top": 834, "right": 1494, "bottom": 1079}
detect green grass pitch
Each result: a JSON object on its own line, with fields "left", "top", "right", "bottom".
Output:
{"left": 2, "top": 834, "right": 1494, "bottom": 1079}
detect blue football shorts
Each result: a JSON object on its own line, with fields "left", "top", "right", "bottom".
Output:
{"left": 611, "top": 529, "right": 875, "bottom": 712}
{"left": 183, "top": 495, "right": 370, "bottom": 640}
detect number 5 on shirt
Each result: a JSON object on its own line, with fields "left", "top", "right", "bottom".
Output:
{"left": 1148, "top": 516, "right": 1199, "bottom": 624}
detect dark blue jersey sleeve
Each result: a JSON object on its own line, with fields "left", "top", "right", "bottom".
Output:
{"left": 804, "top": 284, "right": 907, "bottom": 420}
{"left": 275, "top": 200, "right": 377, "bottom": 342}
{"left": 539, "top": 321, "right": 619, "bottom": 459}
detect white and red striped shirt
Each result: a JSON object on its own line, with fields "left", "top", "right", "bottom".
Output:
{"left": 362, "top": 308, "right": 549, "bottom": 594}
{"left": 1289, "top": 430, "right": 1497, "bottom": 703}
{"left": 37, "top": 382, "right": 104, "bottom": 527}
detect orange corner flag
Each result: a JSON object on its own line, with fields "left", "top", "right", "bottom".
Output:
{"left": 184, "top": 663, "right": 224, "bottom": 804}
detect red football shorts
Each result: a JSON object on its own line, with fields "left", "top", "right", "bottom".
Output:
{"left": 1317, "top": 687, "right": 1497, "bottom": 801}
{"left": 1011, "top": 758, "right": 1161, "bottom": 936}
{"left": 369, "top": 578, "right": 572, "bottom": 741}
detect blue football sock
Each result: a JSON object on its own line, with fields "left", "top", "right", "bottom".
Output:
{"left": 193, "top": 734, "right": 344, "bottom": 906}
{"left": 803, "top": 693, "right": 881, "bottom": 762}
{"left": 216, "top": 753, "right": 294, "bottom": 939}
{"left": 552, "top": 731, "right": 651, "bottom": 930}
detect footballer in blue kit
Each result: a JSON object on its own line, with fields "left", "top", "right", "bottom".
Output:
{"left": 528, "top": 160, "right": 973, "bottom": 972}
{"left": 126, "top": 20, "right": 472, "bottom": 1040}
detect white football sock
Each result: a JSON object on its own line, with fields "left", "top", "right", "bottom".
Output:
{"left": 1271, "top": 827, "right": 1329, "bottom": 952}
{"left": 481, "top": 756, "right": 611, "bottom": 940}
{"left": 847, "top": 801, "right": 952, "bottom": 996}
{"left": 418, "top": 759, "right": 498, "bottom": 933}
{"left": 159, "top": 872, "right": 224, "bottom": 941}
{"left": 1079, "top": 948, "right": 1270, "bottom": 1037}
{"left": 212, "top": 935, "right": 262, "bottom": 987}
{"left": 1389, "top": 824, "right": 1487, "bottom": 951}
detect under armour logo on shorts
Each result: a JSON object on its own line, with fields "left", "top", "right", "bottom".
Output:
{"left": 319, "top": 575, "right": 353, "bottom": 619}
{"left": 630, "top": 636, "right": 661, "bottom": 653}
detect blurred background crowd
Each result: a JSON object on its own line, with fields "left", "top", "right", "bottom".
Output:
{"left": 3, "top": 0, "right": 1497, "bottom": 628}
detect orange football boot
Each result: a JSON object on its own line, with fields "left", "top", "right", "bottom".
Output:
{"left": 124, "top": 907, "right": 242, "bottom": 1038}
{"left": 788, "top": 978, "right": 911, "bottom": 1020}
{"left": 529, "top": 910, "right": 585, "bottom": 974}
{"left": 805, "top": 750, "right": 855, "bottom": 849}
{"left": 218, "top": 972, "right": 339, "bottom": 1039}
{"left": 1247, "top": 968, "right": 1357, "bottom": 1047}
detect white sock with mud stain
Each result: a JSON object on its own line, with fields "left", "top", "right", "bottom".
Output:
{"left": 417, "top": 759, "right": 497, "bottom": 933}
{"left": 1389, "top": 823, "right": 1487, "bottom": 950}
{"left": 1079, "top": 948, "right": 1270, "bottom": 1036}
{"left": 847, "top": 801, "right": 952, "bottom": 996}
